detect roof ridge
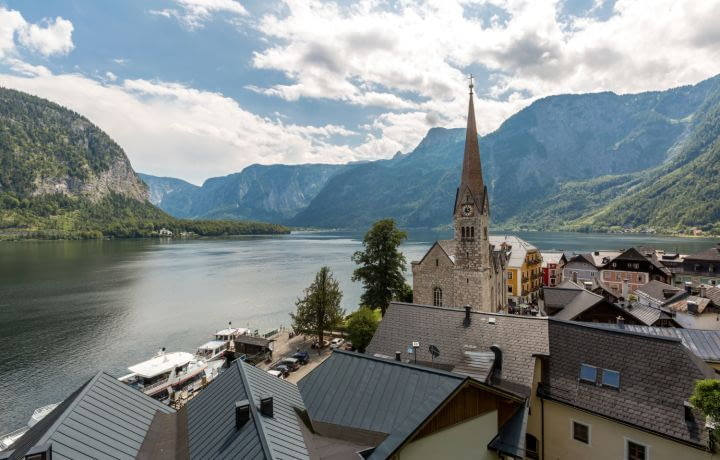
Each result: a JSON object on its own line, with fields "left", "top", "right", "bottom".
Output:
{"left": 333, "top": 349, "right": 465, "bottom": 379}
{"left": 550, "top": 318, "right": 681, "bottom": 342}
{"left": 389, "top": 302, "right": 549, "bottom": 320}
{"left": 234, "top": 360, "right": 274, "bottom": 459}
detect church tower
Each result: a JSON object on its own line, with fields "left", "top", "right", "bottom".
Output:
{"left": 411, "top": 78, "right": 506, "bottom": 312}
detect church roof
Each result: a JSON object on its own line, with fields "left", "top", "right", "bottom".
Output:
{"left": 455, "top": 84, "right": 487, "bottom": 214}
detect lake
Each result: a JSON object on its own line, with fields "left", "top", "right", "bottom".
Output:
{"left": 0, "top": 230, "right": 717, "bottom": 433}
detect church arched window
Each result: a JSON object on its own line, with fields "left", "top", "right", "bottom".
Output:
{"left": 433, "top": 287, "right": 443, "bottom": 307}
{"left": 470, "top": 227, "right": 475, "bottom": 238}
{"left": 484, "top": 227, "right": 488, "bottom": 239}
{"left": 461, "top": 227, "right": 465, "bottom": 238}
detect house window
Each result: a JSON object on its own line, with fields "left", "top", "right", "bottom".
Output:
{"left": 572, "top": 421, "right": 590, "bottom": 444}
{"left": 508, "top": 286, "right": 512, "bottom": 293}
{"left": 579, "top": 364, "right": 597, "bottom": 383}
{"left": 626, "top": 440, "right": 647, "bottom": 460}
{"left": 508, "top": 271, "right": 513, "bottom": 280}
{"left": 526, "top": 434, "right": 539, "bottom": 459}
{"left": 433, "top": 287, "right": 443, "bottom": 307}
{"left": 602, "top": 369, "right": 620, "bottom": 388}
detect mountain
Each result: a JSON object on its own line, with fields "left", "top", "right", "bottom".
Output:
{"left": 141, "top": 163, "right": 347, "bottom": 222}
{"left": 0, "top": 88, "right": 288, "bottom": 239}
{"left": 141, "top": 74, "right": 720, "bottom": 234}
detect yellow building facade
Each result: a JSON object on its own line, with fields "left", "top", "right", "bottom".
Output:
{"left": 491, "top": 236, "right": 542, "bottom": 304}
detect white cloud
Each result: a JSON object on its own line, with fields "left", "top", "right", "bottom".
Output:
{"left": 105, "top": 71, "right": 118, "bottom": 81}
{"left": 0, "top": 71, "right": 361, "bottom": 184}
{"left": 151, "top": 0, "right": 249, "bottom": 30}
{"left": 251, "top": 0, "right": 720, "bottom": 135}
{"left": 0, "top": 7, "right": 74, "bottom": 58}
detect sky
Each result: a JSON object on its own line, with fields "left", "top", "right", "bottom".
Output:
{"left": 1, "top": 0, "right": 719, "bottom": 185}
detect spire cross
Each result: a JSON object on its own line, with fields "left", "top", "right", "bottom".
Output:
{"left": 468, "top": 74, "right": 474, "bottom": 94}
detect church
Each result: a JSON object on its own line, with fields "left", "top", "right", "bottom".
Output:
{"left": 411, "top": 80, "right": 507, "bottom": 312}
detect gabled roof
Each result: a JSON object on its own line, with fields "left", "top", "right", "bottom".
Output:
{"left": 299, "top": 350, "right": 465, "bottom": 460}
{"left": 542, "top": 285, "right": 583, "bottom": 310}
{"left": 8, "top": 372, "right": 175, "bottom": 460}
{"left": 488, "top": 235, "right": 538, "bottom": 268}
{"left": 366, "top": 302, "right": 548, "bottom": 396}
{"left": 684, "top": 245, "right": 720, "bottom": 262}
{"left": 541, "top": 251, "right": 566, "bottom": 267}
{"left": 665, "top": 295, "right": 714, "bottom": 315}
{"left": 545, "top": 320, "right": 716, "bottom": 450}
{"left": 586, "top": 323, "right": 720, "bottom": 363}
{"left": 635, "top": 280, "right": 683, "bottom": 304}
{"left": 550, "top": 290, "right": 605, "bottom": 321}
{"left": 186, "top": 360, "right": 309, "bottom": 460}
{"left": 614, "top": 246, "right": 672, "bottom": 275}
{"left": 415, "top": 240, "right": 455, "bottom": 266}
{"left": 565, "top": 253, "right": 597, "bottom": 267}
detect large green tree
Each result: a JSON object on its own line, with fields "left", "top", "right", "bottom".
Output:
{"left": 691, "top": 379, "right": 720, "bottom": 422}
{"left": 345, "top": 307, "right": 380, "bottom": 353}
{"left": 290, "top": 266, "right": 345, "bottom": 344}
{"left": 351, "top": 219, "right": 408, "bottom": 316}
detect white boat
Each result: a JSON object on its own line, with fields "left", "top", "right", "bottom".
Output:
{"left": 118, "top": 350, "right": 207, "bottom": 400}
{"left": 196, "top": 340, "right": 229, "bottom": 361}
{"left": 0, "top": 402, "right": 60, "bottom": 450}
{"left": 214, "top": 327, "right": 251, "bottom": 342}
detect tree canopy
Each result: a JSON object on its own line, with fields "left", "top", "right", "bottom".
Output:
{"left": 290, "top": 266, "right": 345, "bottom": 344}
{"left": 691, "top": 379, "right": 720, "bottom": 423}
{"left": 345, "top": 307, "right": 380, "bottom": 353}
{"left": 351, "top": 219, "right": 408, "bottom": 316}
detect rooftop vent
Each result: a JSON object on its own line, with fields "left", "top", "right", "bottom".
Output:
{"left": 488, "top": 317, "right": 496, "bottom": 324}
{"left": 395, "top": 351, "right": 402, "bottom": 362}
{"left": 616, "top": 316, "right": 625, "bottom": 329}
{"left": 260, "top": 395, "right": 274, "bottom": 418}
{"left": 235, "top": 399, "right": 250, "bottom": 429}
{"left": 463, "top": 305, "right": 471, "bottom": 327}
{"left": 687, "top": 300, "right": 699, "bottom": 315}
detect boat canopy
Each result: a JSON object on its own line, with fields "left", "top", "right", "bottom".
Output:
{"left": 215, "top": 327, "right": 250, "bottom": 337}
{"left": 128, "top": 351, "right": 194, "bottom": 378}
{"left": 197, "top": 340, "right": 227, "bottom": 350}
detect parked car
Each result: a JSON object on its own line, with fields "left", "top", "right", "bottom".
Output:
{"left": 293, "top": 351, "right": 310, "bottom": 364}
{"left": 273, "top": 364, "right": 290, "bottom": 377}
{"left": 330, "top": 338, "right": 345, "bottom": 349}
{"left": 267, "top": 369, "right": 284, "bottom": 379}
{"left": 281, "top": 357, "right": 301, "bottom": 371}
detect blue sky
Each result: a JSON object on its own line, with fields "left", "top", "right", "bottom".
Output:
{"left": 1, "top": 0, "right": 719, "bottom": 184}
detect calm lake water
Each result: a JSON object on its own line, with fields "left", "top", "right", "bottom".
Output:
{"left": 0, "top": 230, "right": 717, "bottom": 433}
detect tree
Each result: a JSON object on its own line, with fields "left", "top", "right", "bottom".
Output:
{"left": 690, "top": 379, "right": 720, "bottom": 425}
{"left": 351, "top": 219, "right": 408, "bottom": 316}
{"left": 345, "top": 307, "right": 380, "bottom": 353}
{"left": 290, "top": 266, "right": 345, "bottom": 344}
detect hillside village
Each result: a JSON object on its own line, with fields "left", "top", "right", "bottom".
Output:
{"left": 3, "top": 84, "right": 720, "bottom": 460}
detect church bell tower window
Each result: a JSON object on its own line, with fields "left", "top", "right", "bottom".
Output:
{"left": 433, "top": 287, "right": 443, "bottom": 307}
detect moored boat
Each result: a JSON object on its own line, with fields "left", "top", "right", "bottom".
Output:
{"left": 118, "top": 349, "right": 207, "bottom": 401}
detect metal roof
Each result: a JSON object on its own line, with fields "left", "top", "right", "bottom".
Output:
{"left": 298, "top": 350, "right": 465, "bottom": 460}
{"left": 186, "top": 360, "right": 309, "bottom": 460}
{"left": 7, "top": 372, "right": 175, "bottom": 460}
{"left": 367, "top": 302, "right": 548, "bottom": 395}
{"left": 588, "top": 323, "right": 720, "bottom": 363}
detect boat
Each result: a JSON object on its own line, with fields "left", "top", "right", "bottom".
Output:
{"left": 214, "top": 327, "right": 251, "bottom": 342}
{"left": 196, "top": 339, "right": 229, "bottom": 361}
{"left": 0, "top": 402, "right": 60, "bottom": 450}
{"left": 118, "top": 349, "right": 207, "bottom": 400}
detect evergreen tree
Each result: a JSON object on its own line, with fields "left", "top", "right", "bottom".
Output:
{"left": 352, "top": 219, "right": 408, "bottom": 316}
{"left": 290, "top": 266, "right": 345, "bottom": 344}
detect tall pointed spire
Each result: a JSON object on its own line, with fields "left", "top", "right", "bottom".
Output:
{"left": 457, "top": 75, "right": 485, "bottom": 209}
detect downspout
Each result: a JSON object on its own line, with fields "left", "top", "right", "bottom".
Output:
{"left": 541, "top": 396, "right": 545, "bottom": 460}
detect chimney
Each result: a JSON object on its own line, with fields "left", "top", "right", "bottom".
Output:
{"left": 594, "top": 251, "right": 600, "bottom": 256}
{"left": 583, "top": 281, "right": 593, "bottom": 291}
{"left": 490, "top": 345, "right": 503, "bottom": 373}
{"left": 395, "top": 351, "right": 402, "bottom": 362}
{"left": 463, "top": 305, "right": 471, "bottom": 327}
{"left": 621, "top": 279, "right": 629, "bottom": 301}
{"left": 687, "top": 300, "right": 699, "bottom": 315}
{"left": 685, "top": 281, "right": 693, "bottom": 294}
{"left": 617, "top": 316, "right": 625, "bottom": 329}
{"left": 235, "top": 400, "right": 250, "bottom": 429}
{"left": 260, "top": 395, "right": 274, "bottom": 418}
{"left": 700, "top": 285, "right": 707, "bottom": 298}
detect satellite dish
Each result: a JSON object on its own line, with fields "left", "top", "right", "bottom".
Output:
{"left": 429, "top": 345, "right": 440, "bottom": 359}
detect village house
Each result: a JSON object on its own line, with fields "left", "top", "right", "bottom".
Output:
{"left": 490, "top": 235, "right": 542, "bottom": 305}
{"left": 673, "top": 244, "right": 720, "bottom": 287}
{"left": 562, "top": 251, "right": 620, "bottom": 286}
{"left": 600, "top": 246, "right": 672, "bottom": 297}
{"left": 412, "top": 80, "right": 506, "bottom": 312}
{"left": 541, "top": 251, "right": 566, "bottom": 287}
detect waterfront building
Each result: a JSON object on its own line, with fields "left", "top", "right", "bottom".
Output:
{"left": 600, "top": 246, "right": 672, "bottom": 297}
{"left": 412, "top": 81, "right": 506, "bottom": 312}
{"left": 673, "top": 243, "right": 720, "bottom": 287}
{"left": 489, "top": 235, "right": 542, "bottom": 304}
{"left": 541, "top": 251, "right": 566, "bottom": 287}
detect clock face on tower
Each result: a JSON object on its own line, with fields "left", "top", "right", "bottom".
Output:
{"left": 462, "top": 205, "right": 473, "bottom": 216}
